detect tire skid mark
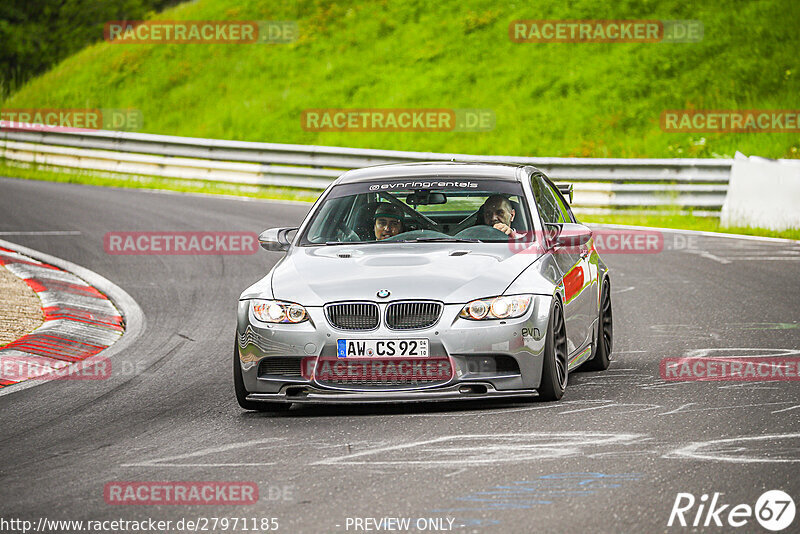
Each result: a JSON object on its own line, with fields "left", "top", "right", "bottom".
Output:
{"left": 666, "top": 433, "right": 800, "bottom": 463}
{"left": 118, "top": 425, "right": 800, "bottom": 469}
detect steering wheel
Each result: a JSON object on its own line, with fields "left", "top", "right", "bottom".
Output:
{"left": 335, "top": 227, "right": 362, "bottom": 242}
{"left": 382, "top": 229, "right": 451, "bottom": 242}
{"left": 451, "top": 210, "right": 480, "bottom": 234}
{"left": 378, "top": 193, "right": 438, "bottom": 231}
{"left": 453, "top": 225, "right": 511, "bottom": 240}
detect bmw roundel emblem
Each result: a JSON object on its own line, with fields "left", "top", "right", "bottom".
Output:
{"left": 377, "top": 289, "right": 391, "bottom": 298}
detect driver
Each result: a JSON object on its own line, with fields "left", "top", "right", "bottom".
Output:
{"left": 481, "top": 194, "right": 519, "bottom": 237}
{"left": 373, "top": 203, "right": 404, "bottom": 240}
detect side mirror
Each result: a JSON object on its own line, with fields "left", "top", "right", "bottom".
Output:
{"left": 556, "top": 183, "right": 574, "bottom": 204}
{"left": 545, "top": 223, "right": 592, "bottom": 247}
{"left": 258, "top": 227, "right": 298, "bottom": 252}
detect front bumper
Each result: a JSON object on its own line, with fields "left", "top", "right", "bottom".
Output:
{"left": 246, "top": 383, "right": 538, "bottom": 404}
{"left": 236, "top": 296, "right": 552, "bottom": 403}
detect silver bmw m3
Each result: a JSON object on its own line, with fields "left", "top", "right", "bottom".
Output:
{"left": 234, "top": 162, "right": 613, "bottom": 410}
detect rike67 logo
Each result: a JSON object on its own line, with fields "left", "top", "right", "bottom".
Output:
{"left": 668, "top": 490, "right": 795, "bottom": 531}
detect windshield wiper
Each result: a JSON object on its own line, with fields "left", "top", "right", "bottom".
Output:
{"left": 323, "top": 240, "right": 370, "bottom": 246}
{"left": 323, "top": 239, "right": 403, "bottom": 245}
{"left": 323, "top": 237, "right": 482, "bottom": 245}
{"left": 406, "top": 237, "right": 482, "bottom": 243}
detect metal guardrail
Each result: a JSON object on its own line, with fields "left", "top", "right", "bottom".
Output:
{"left": 0, "top": 125, "right": 734, "bottom": 212}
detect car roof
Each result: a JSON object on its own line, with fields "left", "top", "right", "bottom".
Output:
{"left": 334, "top": 162, "right": 539, "bottom": 185}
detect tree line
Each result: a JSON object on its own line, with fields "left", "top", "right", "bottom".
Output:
{"left": 1, "top": 0, "right": 182, "bottom": 97}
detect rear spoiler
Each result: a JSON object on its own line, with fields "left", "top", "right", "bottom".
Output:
{"left": 556, "top": 183, "right": 574, "bottom": 204}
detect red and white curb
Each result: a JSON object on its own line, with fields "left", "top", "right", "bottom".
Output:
{"left": 0, "top": 241, "right": 141, "bottom": 391}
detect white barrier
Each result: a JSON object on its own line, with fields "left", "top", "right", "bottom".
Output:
{"left": 721, "top": 153, "right": 800, "bottom": 230}
{"left": 0, "top": 123, "right": 735, "bottom": 213}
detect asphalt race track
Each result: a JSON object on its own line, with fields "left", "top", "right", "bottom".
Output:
{"left": 1, "top": 176, "right": 799, "bottom": 533}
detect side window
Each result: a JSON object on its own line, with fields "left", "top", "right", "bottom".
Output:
{"left": 531, "top": 175, "right": 566, "bottom": 224}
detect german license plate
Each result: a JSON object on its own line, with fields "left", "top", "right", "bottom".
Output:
{"left": 337, "top": 339, "right": 429, "bottom": 358}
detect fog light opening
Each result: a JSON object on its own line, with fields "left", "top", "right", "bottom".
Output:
{"left": 459, "top": 384, "right": 488, "bottom": 395}
{"left": 285, "top": 386, "right": 308, "bottom": 397}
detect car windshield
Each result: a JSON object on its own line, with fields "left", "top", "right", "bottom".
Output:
{"left": 299, "top": 178, "right": 534, "bottom": 245}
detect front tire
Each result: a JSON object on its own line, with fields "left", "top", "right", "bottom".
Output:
{"left": 233, "top": 340, "right": 291, "bottom": 412}
{"left": 583, "top": 279, "right": 613, "bottom": 371}
{"left": 538, "top": 299, "right": 568, "bottom": 401}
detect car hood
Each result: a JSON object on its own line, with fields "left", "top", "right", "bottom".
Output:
{"left": 241, "top": 242, "right": 547, "bottom": 305}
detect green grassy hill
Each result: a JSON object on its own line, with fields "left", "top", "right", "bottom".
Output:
{"left": 3, "top": 0, "right": 799, "bottom": 158}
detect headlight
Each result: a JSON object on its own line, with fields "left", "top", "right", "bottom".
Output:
{"left": 251, "top": 299, "right": 309, "bottom": 323}
{"left": 459, "top": 295, "right": 532, "bottom": 321}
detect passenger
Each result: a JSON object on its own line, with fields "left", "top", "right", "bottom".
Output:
{"left": 373, "top": 203, "right": 404, "bottom": 240}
